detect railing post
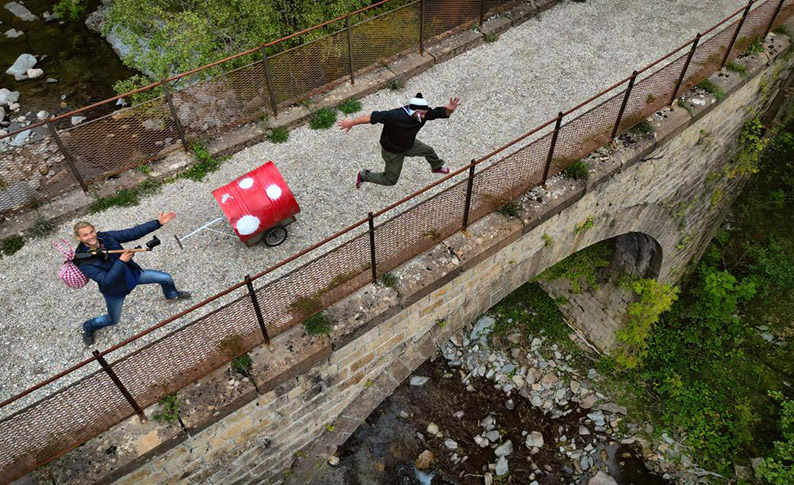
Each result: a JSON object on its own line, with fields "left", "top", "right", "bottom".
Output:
{"left": 462, "top": 162, "right": 476, "bottom": 231}
{"left": 260, "top": 45, "right": 279, "bottom": 117}
{"left": 419, "top": 0, "right": 426, "bottom": 54}
{"left": 93, "top": 350, "right": 145, "bottom": 421}
{"left": 611, "top": 71, "right": 638, "bottom": 140}
{"left": 480, "top": 0, "right": 486, "bottom": 28}
{"left": 671, "top": 34, "right": 701, "bottom": 105}
{"left": 542, "top": 112, "right": 564, "bottom": 184}
{"left": 46, "top": 120, "right": 89, "bottom": 193}
{"left": 347, "top": 14, "right": 355, "bottom": 85}
{"left": 764, "top": 0, "right": 786, "bottom": 37}
{"left": 368, "top": 212, "right": 377, "bottom": 283}
{"left": 245, "top": 275, "right": 271, "bottom": 345}
{"left": 161, "top": 80, "right": 189, "bottom": 151}
{"left": 722, "top": 0, "right": 754, "bottom": 68}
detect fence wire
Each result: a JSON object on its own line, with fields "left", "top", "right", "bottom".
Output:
{"left": 2, "top": 1, "right": 793, "bottom": 482}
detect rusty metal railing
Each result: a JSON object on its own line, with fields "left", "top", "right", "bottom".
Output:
{"left": 0, "top": 0, "right": 792, "bottom": 482}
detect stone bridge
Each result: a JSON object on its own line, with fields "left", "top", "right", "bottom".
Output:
{"left": 19, "top": 19, "right": 794, "bottom": 485}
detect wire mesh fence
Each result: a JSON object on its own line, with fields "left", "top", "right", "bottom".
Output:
{"left": 1, "top": 0, "right": 792, "bottom": 482}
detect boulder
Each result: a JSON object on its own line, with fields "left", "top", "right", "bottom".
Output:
{"left": 588, "top": 471, "right": 618, "bottom": 485}
{"left": 415, "top": 450, "right": 434, "bottom": 470}
{"left": 26, "top": 68, "right": 43, "bottom": 79}
{"left": 495, "top": 456, "right": 509, "bottom": 476}
{"left": 525, "top": 431, "right": 544, "bottom": 448}
{"left": 0, "top": 88, "right": 20, "bottom": 106}
{"left": 6, "top": 54, "right": 37, "bottom": 81}
{"left": 4, "top": 2, "right": 38, "bottom": 21}
{"left": 4, "top": 28, "right": 23, "bottom": 38}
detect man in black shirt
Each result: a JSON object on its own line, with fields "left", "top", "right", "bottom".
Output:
{"left": 337, "top": 93, "right": 461, "bottom": 187}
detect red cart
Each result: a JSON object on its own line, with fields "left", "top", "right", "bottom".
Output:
{"left": 175, "top": 161, "right": 300, "bottom": 248}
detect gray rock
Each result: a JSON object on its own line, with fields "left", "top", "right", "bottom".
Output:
{"left": 452, "top": 410, "right": 464, "bottom": 419}
{"left": 495, "top": 439, "right": 513, "bottom": 457}
{"left": 480, "top": 415, "right": 494, "bottom": 429}
{"left": 580, "top": 455, "right": 591, "bottom": 471}
{"left": 71, "top": 115, "right": 87, "bottom": 126}
{"left": 4, "top": 28, "right": 23, "bottom": 38}
{"left": 46, "top": 77, "right": 58, "bottom": 83}
{"left": 327, "top": 455, "right": 340, "bottom": 466}
{"left": 5, "top": 53, "right": 37, "bottom": 80}
{"left": 505, "top": 399, "right": 515, "bottom": 410}
{"left": 444, "top": 438, "right": 458, "bottom": 450}
{"left": 588, "top": 368, "right": 598, "bottom": 379}
{"left": 587, "top": 411, "right": 605, "bottom": 426}
{"left": 580, "top": 393, "right": 598, "bottom": 409}
{"left": 4, "top": 2, "right": 38, "bottom": 21}
{"left": 599, "top": 402, "right": 628, "bottom": 415}
{"left": 26, "top": 68, "right": 43, "bottom": 79}
{"left": 471, "top": 316, "right": 495, "bottom": 340}
{"left": 410, "top": 376, "right": 430, "bottom": 386}
{"left": 426, "top": 422, "right": 439, "bottom": 435}
{"left": 570, "top": 380, "right": 581, "bottom": 394}
{"left": 501, "top": 363, "right": 516, "bottom": 374}
{"left": 525, "top": 431, "right": 544, "bottom": 448}
{"left": 495, "top": 456, "right": 509, "bottom": 477}
{"left": 578, "top": 425, "right": 590, "bottom": 435}
{"left": 486, "top": 430, "right": 501, "bottom": 442}
{"left": 36, "top": 110, "right": 48, "bottom": 121}
{"left": 11, "top": 129, "right": 29, "bottom": 146}
{"left": 588, "top": 471, "right": 618, "bottom": 485}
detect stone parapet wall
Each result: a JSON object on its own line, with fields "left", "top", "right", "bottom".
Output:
{"left": 19, "top": 21, "right": 794, "bottom": 485}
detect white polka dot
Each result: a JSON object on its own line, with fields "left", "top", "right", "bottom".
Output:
{"left": 236, "top": 215, "right": 260, "bottom": 235}
{"left": 238, "top": 177, "right": 254, "bottom": 189}
{"left": 266, "top": 184, "right": 282, "bottom": 200}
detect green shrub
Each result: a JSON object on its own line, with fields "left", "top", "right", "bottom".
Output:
{"left": 380, "top": 272, "right": 398, "bottom": 290}
{"left": 90, "top": 188, "right": 140, "bottom": 213}
{"left": 483, "top": 32, "right": 499, "bottom": 43}
{"left": 629, "top": 119, "right": 653, "bottom": 136}
{"left": 676, "top": 99, "right": 694, "bottom": 117}
{"left": 30, "top": 218, "right": 55, "bottom": 239}
{"left": 538, "top": 242, "right": 610, "bottom": 293}
{"left": 303, "top": 312, "right": 333, "bottom": 336}
{"left": 726, "top": 61, "right": 747, "bottom": 77}
{"left": 0, "top": 235, "right": 24, "bottom": 256}
{"left": 758, "top": 391, "right": 794, "bottom": 484}
{"left": 387, "top": 76, "right": 405, "bottom": 91}
{"left": 574, "top": 216, "right": 595, "bottom": 235}
{"left": 269, "top": 127, "right": 289, "bottom": 143}
{"left": 338, "top": 99, "right": 362, "bottom": 115}
{"left": 497, "top": 202, "right": 520, "bottom": 218}
{"left": 309, "top": 108, "right": 337, "bottom": 130}
{"left": 181, "top": 143, "right": 222, "bottom": 181}
{"left": 562, "top": 161, "right": 589, "bottom": 181}
{"left": 231, "top": 353, "right": 253, "bottom": 376}
{"left": 53, "top": 0, "right": 85, "bottom": 21}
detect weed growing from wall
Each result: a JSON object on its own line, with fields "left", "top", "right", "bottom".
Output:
{"left": 537, "top": 242, "right": 611, "bottom": 294}
{"left": 615, "top": 278, "right": 678, "bottom": 369}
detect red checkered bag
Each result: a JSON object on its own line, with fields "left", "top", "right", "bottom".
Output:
{"left": 53, "top": 239, "right": 88, "bottom": 289}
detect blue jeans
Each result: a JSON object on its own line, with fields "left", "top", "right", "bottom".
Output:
{"left": 83, "top": 270, "right": 179, "bottom": 335}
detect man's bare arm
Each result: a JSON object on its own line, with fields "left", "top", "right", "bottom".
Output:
{"left": 337, "top": 113, "right": 372, "bottom": 133}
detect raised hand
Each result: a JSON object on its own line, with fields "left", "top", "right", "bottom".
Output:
{"left": 445, "top": 97, "right": 461, "bottom": 114}
{"left": 158, "top": 211, "right": 176, "bottom": 225}
{"left": 337, "top": 119, "right": 354, "bottom": 133}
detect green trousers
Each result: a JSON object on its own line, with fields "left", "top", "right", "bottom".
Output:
{"left": 361, "top": 139, "right": 444, "bottom": 186}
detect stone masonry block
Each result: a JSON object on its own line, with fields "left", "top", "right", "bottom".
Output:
{"left": 427, "top": 29, "right": 484, "bottom": 63}
{"left": 482, "top": 16, "right": 512, "bottom": 37}
{"left": 388, "top": 52, "right": 435, "bottom": 81}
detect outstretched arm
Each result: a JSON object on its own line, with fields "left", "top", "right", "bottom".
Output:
{"left": 337, "top": 113, "right": 372, "bottom": 133}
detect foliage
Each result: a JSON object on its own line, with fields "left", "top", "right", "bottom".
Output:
{"left": 738, "top": 36, "right": 764, "bottom": 57}
{"left": 52, "top": 0, "right": 85, "bottom": 21}
{"left": 269, "top": 127, "right": 289, "bottom": 143}
{"left": 303, "top": 312, "right": 333, "bottom": 336}
{"left": 629, "top": 119, "right": 653, "bottom": 136}
{"left": 726, "top": 117, "right": 768, "bottom": 179}
{"left": 112, "top": 74, "right": 164, "bottom": 105}
{"left": 488, "top": 282, "right": 569, "bottom": 344}
{"left": 89, "top": 188, "right": 141, "bottom": 213}
{"left": 497, "top": 201, "right": 519, "bottom": 218}
{"left": 435, "top": 318, "right": 447, "bottom": 328}
{"left": 615, "top": 278, "right": 678, "bottom": 369}
{"left": 105, "top": 0, "right": 371, "bottom": 79}
{"left": 538, "top": 242, "right": 611, "bottom": 294}
{"left": 30, "top": 218, "right": 55, "bottom": 239}
{"left": 153, "top": 394, "right": 180, "bottom": 422}
{"left": 574, "top": 216, "right": 595, "bottom": 235}
{"left": 181, "top": 143, "right": 223, "bottom": 181}
{"left": 380, "top": 272, "right": 399, "bottom": 290}
{"left": 290, "top": 295, "right": 323, "bottom": 319}
{"left": 542, "top": 233, "right": 554, "bottom": 248}
{"left": 231, "top": 353, "right": 252, "bottom": 375}
{"left": 645, "top": 94, "right": 655, "bottom": 105}
{"left": 757, "top": 391, "right": 794, "bottom": 484}
{"left": 338, "top": 99, "right": 362, "bottom": 115}
{"left": 310, "top": 108, "right": 337, "bottom": 130}
{"left": 726, "top": 61, "right": 748, "bottom": 77}
{"left": 0, "top": 235, "right": 24, "bottom": 257}
{"left": 483, "top": 32, "right": 499, "bottom": 43}
{"left": 697, "top": 79, "right": 725, "bottom": 101}
{"left": 387, "top": 76, "right": 405, "bottom": 90}
{"left": 676, "top": 99, "right": 694, "bottom": 117}
{"left": 562, "top": 161, "right": 589, "bottom": 181}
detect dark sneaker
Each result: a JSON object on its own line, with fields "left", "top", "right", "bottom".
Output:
{"left": 356, "top": 171, "right": 363, "bottom": 189}
{"left": 167, "top": 291, "right": 192, "bottom": 301}
{"left": 431, "top": 166, "right": 450, "bottom": 175}
{"left": 82, "top": 331, "right": 95, "bottom": 346}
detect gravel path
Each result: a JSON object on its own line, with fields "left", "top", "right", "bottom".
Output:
{"left": 0, "top": 0, "right": 748, "bottom": 414}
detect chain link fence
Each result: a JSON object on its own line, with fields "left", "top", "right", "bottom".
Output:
{"left": 1, "top": 0, "right": 792, "bottom": 482}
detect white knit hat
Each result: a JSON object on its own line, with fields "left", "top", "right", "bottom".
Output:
{"left": 408, "top": 93, "right": 429, "bottom": 110}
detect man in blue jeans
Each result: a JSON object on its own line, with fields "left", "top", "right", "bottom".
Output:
{"left": 74, "top": 212, "right": 190, "bottom": 345}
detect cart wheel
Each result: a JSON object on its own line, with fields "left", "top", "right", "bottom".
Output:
{"left": 263, "top": 226, "right": 288, "bottom": 247}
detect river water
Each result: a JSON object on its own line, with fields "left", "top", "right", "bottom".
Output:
{"left": 0, "top": 0, "right": 134, "bottom": 123}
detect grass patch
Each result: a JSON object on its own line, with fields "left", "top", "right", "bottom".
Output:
{"left": 726, "top": 61, "right": 748, "bottom": 77}
{"left": 676, "top": 99, "right": 694, "bottom": 117}
{"left": 290, "top": 295, "right": 323, "bottom": 319}
{"left": 562, "top": 160, "right": 589, "bottom": 181}
{"left": 180, "top": 143, "right": 223, "bottom": 182}
{"left": 231, "top": 353, "right": 252, "bottom": 376}
{"left": 303, "top": 312, "right": 333, "bottom": 336}
{"left": 497, "top": 201, "right": 520, "bottom": 218}
{"left": 629, "top": 119, "right": 653, "bottom": 136}
{"left": 153, "top": 394, "right": 180, "bottom": 423}
{"left": 269, "top": 127, "right": 289, "bottom": 143}
{"left": 387, "top": 76, "right": 405, "bottom": 90}
{"left": 773, "top": 25, "right": 791, "bottom": 38}
{"left": 487, "top": 281, "right": 572, "bottom": 347}
{"left": 338, "top": 98, "right": 362, "bottom": 115}
{"left": 30, "top": 218, "right": 55, "bottom": 239}
{"left": 542, "top": 233, "right": 554, "bottom": 248}
{"left": 0, "top": 234, "right": 25, "bottom": 257}
{"left": 309, "top": 108, "right": 337, "bottom": 130}
{"left": 697, "top": 78, "right": 725, "bottom": 101}
{"left": 573, "top": 216, "right": 595, "bottom": 235}
{"left": 380, "top": 272, "right": 399, "bottom": 290}
{"left": 89, "top": 188, "right": 140, "bottom": 213}
{"left": 538, "top": 241, "right": 610, "bottom": 293}
{"left": 483, "top": 32, "right": 499, "bottom": 43}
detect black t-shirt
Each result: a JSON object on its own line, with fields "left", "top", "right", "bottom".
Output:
{"left": 370, "top": 106, "right": 449, "bottom": 153}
